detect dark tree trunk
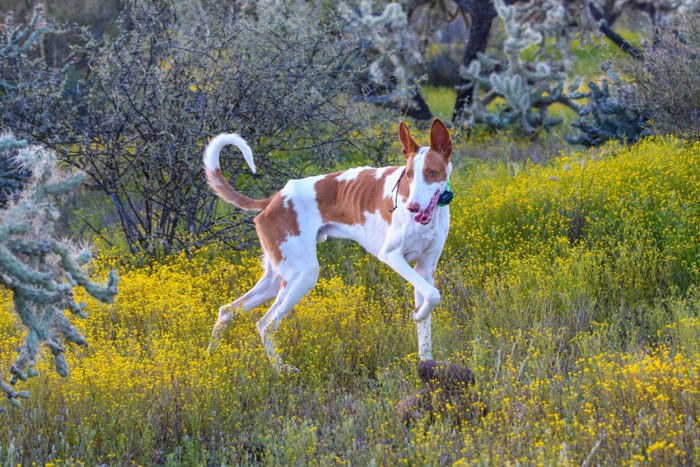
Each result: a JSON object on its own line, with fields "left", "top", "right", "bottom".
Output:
{"left": 452, "top": 0, "right": 498, "bottom": 123}
{"left": 407, "top": 90, "right": 434, "bottom": 121}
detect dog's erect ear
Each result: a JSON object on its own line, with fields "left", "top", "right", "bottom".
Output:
{"left": 399, "top": 121, "right": 420, "bottom": 159}
{"left": 430, "top": 118, "right": 452, "bottom": 158}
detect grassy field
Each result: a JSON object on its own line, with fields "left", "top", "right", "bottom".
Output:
{"left": 2, "top": 136, "right": 700, "bottom": 465}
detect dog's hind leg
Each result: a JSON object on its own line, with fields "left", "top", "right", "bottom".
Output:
{"left": 255, "top": 258, "right": 320, "bottom": 373}
{"left": 208, "top": 256, "right": 282, "bottom": 353}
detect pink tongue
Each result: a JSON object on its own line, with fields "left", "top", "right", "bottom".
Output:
{"left": 414, "top": 191, "right": 441, "bottom": 225}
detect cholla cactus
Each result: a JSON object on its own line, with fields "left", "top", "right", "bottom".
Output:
{"left": 339, "top": 1, "right": 422, "bottom": 105}
{"left": 0, "top": 135, "right": 30, "bottom": 207}
{"left": 568, "top": 65, "right": 650, "bottom": 147}
{"left": 0, "top": 4, "right": 47, "bottom": 94}
{"left": 0, "top": 133, "right": 118, "bottom": 411}
{"left": 460, "top": 0, "right": 578, "bottom": 134}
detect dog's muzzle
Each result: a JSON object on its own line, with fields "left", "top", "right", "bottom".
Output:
{"left": 415, "top": 190, "right": 441, "bottom": 225}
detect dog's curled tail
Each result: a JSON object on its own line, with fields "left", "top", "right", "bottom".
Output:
{"left": 203, "top": 134, "right": 270, "bottom": 211}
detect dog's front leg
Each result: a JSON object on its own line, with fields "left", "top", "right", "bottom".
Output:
{"left": 378, "top": 249, "right": 439, "bottom": 360}
{"left": 412, "top": 260, "right": 438, "bottom": 360}
{"left": 415, "top": 315, "right": 432, "bottom": 361}
{"left": 380, "top": 249, "right": 441, "bottom": 319}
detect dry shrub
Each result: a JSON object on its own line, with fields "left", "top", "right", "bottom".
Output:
{"left": 623, "top": 14, "right": 700, "bottom": 139}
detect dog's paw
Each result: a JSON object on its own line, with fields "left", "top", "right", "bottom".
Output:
{"left": 411, "top": 307, "right": 430, "bottom": 322}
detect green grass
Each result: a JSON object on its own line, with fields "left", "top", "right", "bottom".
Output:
{"left": 571, "top": 27, "right": 646, "bottom": 78}
{"left": 421, "top": 85, "right": 457, "bottom": 121}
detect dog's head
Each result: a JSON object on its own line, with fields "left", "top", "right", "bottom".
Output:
{"left": 399, "top": 118, "right": 453, "bottom": 225}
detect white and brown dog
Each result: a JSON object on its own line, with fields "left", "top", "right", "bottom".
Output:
{"left": 204, "top": 119, "right": 453, "bottom": 372}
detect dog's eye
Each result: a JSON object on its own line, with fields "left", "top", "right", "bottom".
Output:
{"left": 428, "top": 170, "right": 437, "bottom": 177}
{"left": 406, "top": 170, "right": 413, "bottom": 178}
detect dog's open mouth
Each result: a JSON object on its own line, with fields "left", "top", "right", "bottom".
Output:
{"left": 414, "top": 190, "right": 441, "bottom": 225}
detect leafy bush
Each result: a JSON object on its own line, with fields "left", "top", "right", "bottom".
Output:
{"left": 447, "top": 136, "right": 700, "bottom": 347}
{"left": 569, "top": 14, "right": 700, "bottom": 146}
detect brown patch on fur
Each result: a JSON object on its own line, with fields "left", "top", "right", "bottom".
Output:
{"left": 205, "top": 167, "right": 271, "bottom": 211}
{"left": 422, "top": 150, "right": 449, "bottom": 185}
{"left": 429, "top": 118, "right": 453, "bottom": 157}
{"left": 396, "top": 166, "right": 411, "bottom": 203}
{"left": 399, "top": 121, "right": 420, "bottom": 159}
{"left": 315, "top": 167, "right": 408, "bottom": 225}
{"left": 254, "top": 194, "right": 301, "bottom": 265}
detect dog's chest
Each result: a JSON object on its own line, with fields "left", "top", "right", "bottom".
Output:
{"left": 400, "top": 226, "right": 438, "bottom": 260}
{"left": 396, "top": 212, "right": 449, "bottom": 262}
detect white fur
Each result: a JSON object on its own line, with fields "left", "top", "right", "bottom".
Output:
{"left": 203, "top": 133, "right": 256, "bottom": 174}
{"left": 335, "top": 167, "right": 366, "bottom": 181}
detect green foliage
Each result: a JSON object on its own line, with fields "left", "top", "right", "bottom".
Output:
{"left": 569, "top": 14, "right": 700, "bottom": 146}
{"left": 455, "top": 126, "right": 568, "bottom": 164}
{"left": 1, "top": 0, "right": 700, "bottom": 457}
{"left": 0, "top": 134, "right": 118, "bottom": 411}
{"left": 420, "top": 85, "right": 457, "bottom": 121}
{"left": 568, "top": 65, "right": 650, "bottom": 147}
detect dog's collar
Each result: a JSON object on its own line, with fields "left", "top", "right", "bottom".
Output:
{"left": 389, "top": 168, "right": 406, "bottom": 213}
{"left": 389, "top": 169, "right": 453, "bottom": 212}
{"left": 437, "top": 180, "right": 453, "bottom": 207}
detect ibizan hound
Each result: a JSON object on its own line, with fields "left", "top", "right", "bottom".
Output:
{"left": 204, "top": 119, "right": 453, "bottom": 373}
